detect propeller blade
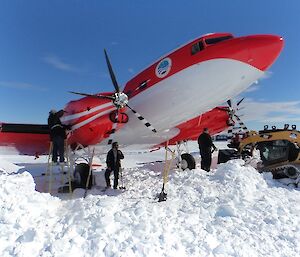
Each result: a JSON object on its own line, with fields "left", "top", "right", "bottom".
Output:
{"left": 227, "top": 126, "right": 234, "bottom": 140}
{"left": 234, "top": 114, "right": 249, "bottom": 132}
{"left": 107, "top": 110, "right": 119, "bottom": 145}
{"left": 69, "top": 91, "right": 115, "bottom": 100}
{"left": 104, "top": 49, "right": 120, "bottom": 93}
{"left": 126, "top": 104, "right": 157, "bottom": 133}
{"left": 227, "top": 99, "right": 232, "bottom": 108}
{"left": 237, "top": 97, "right": 245, "bottom": 106}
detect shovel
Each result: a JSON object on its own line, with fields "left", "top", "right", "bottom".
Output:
{"left": 119, "top": 168, "right": 126, "bottom": 190}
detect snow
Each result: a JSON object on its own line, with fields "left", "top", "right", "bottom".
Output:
{"left": 1, "top": 142, "right": 300, "bottom": 257}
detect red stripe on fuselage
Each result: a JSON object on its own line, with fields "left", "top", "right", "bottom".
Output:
{"left": 63, "top": 96, "right": 114, "bottom": 125}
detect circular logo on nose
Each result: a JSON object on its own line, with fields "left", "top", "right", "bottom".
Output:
{"left": 155, "top": 58, "right": 172, "bottom": 78}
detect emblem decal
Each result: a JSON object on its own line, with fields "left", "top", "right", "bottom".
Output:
{"left": 155, "top": 58, "right": 172, "bottom": 78}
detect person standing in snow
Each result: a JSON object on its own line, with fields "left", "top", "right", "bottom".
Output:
{"left": 47, "top": 109, "right": 69, "bottom": 164}
{"left": 105, "top": 142, "right": 124, "bottom": 189}
{"left": 198, "top": 128, "right": 217, "bottom": 172}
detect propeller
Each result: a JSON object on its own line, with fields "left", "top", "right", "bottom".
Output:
{"left": 223, "top": 98, "right": 248, "bottom": 139}
{"left": 69, "top": 49, "right": 157, "bottom": 143}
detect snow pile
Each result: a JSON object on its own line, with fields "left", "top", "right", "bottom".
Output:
{"left": 0, "top": 157, "right": 300, "bottom": 257}
{"left": 0, "top": 171, "right": 62, "bottom": 256}
{"left": 0, "top": 157, "right": 22, "bottom": 174}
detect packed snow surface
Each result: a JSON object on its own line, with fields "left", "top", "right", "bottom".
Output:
{"left": 0, "top": 144, "right": 300, "bottom": 257}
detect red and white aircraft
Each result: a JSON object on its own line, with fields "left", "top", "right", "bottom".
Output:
{"left": 0, "top": 33, "right": 284, "bottom": 163}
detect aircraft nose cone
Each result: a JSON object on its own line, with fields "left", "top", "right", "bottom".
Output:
{"left": 246, "top": 34, "right": 284, "bottom": 71}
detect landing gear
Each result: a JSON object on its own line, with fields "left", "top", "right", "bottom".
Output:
{"left": 73, "top": 163, "right": 93, "bottom": 189}
{"left": 176, "top": 141, "right": 196, "bottom": 170}
{"left": 180, "top": 153, "right": 196, "bottom": 170}
{"left": 56, "top": 143, "right": 95, "bottom": 195}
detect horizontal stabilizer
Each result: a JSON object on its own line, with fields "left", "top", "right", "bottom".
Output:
{"left": 1, "top": 123, "right": 49, "bottom": 134}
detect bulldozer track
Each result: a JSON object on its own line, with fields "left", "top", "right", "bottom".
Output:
{"left": 259, "top": 164, "right": 300, "bottom": 186}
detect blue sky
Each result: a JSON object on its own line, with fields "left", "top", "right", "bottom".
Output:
{"left": 0, "top": 0, "right": 300, "bottom": 131}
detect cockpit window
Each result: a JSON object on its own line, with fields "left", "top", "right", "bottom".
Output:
{"left": 205, "top": 35, "right": 233, "bottom": 45}
{"left": 191, "top": 41, "right": 204, "bottom": 55}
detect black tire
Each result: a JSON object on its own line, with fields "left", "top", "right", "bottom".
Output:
{"left": 73, "top": 163, "right": 93, "bottom": 189}
{"left": 284, "top": 167, "right": 298, "bottom": 179}
{"left": 181, "top": 153, "right": 196, "bottom": 170}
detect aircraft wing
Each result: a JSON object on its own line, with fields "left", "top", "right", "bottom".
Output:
{"left": 156, "top": 106, "right": 230, "bottom": 146}
{"left": 0, "top": 106, "right": 230, "bottom": 156}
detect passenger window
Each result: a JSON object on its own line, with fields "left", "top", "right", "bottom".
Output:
{"left": 191, "top": 41, "right": 204, "bottom": 55}
{"left": 138, "top": 80, "right": 148, "bottom": 90}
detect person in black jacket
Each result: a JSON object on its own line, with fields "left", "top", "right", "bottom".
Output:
{"left": 105, "top": 142, "right": 124, "bottom": 189}
{"left": 198, "top": 128, "right": 217, "bottom": 172}
{"left": 48, "top": 109, "right": 68, "bottom": 163}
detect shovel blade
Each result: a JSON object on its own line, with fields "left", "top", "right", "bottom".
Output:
{"left": 158, "top": 192, "right": 167, "bottom": 202}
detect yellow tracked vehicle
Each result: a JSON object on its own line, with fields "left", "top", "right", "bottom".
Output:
{"left": 218, "top": 125, "right": 300, "bottom": 186}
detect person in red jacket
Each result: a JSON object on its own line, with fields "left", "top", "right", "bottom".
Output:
{"left": 198, "top": 128, "right": 217, "bottom": 171}
{"left": 105, "top": 142, "right": 124, "bottom": 189}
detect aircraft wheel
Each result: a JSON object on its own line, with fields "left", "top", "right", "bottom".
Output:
{"left": 180, "top": 153, "right": 196, "bottom": 170}
{"left": 74, "top": 163, "right": 93, "bottom": 188}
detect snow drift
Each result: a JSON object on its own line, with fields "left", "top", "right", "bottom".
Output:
{"left": 0, "top": 157, "right": 300, "bottom": 257}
